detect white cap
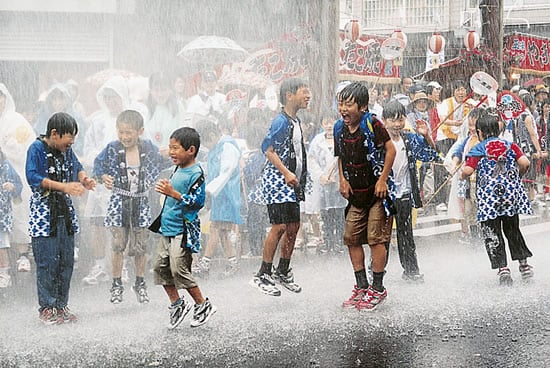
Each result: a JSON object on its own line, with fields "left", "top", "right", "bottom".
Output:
{"left": 511, "top": 85, "right": 520, "bottom": 92}
{"left": 518, "top": 89, "right": 530, "bottom": 97}
{"left": 427, "top": 81, "right": 442, "bottom": 89}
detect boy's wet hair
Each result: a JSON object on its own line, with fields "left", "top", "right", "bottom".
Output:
{"left": 382, "top": 99, "right": 406, "bottom": 120}
{"left": 337, "top": 82, "right": 369, "bottom": 108}
{"left": 468, "top": 107, "right": 484, "bottom": 121}
{"left": 170, "top": 127, "right": 200, "bottom": 157}
{"left": 116, "top": 110, "right": 144, "bottom": 130}
{"left": 475, "top": 109, "right": 500, "bottom": 138}
{"left": 46, "top": 112, "right": 78, "bottom": 138}
{"left": 279, "top": 78, "right": 308, "bottom": 105}
{"left": 195, "top": 119, "right": 219, "bottom": 140}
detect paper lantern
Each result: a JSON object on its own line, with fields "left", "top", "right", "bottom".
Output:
{"left": 464, "top": 30, "right": 480, "bottom": 51}
{"left": 344, "top": 20, "right": 361, "bottom": 43}
{"left": 428, "top": 32, "right": 446, "bottom": 54}
{"left": 391, "top": 29, "right": 407, "bottom": 48}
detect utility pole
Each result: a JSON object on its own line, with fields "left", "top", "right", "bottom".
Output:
{"left": 480, "top": 0, "right": 503, "bottom": 83}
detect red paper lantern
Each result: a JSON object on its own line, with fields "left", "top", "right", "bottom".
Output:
{"left": 428, "top": 32, "right": 446, "bottom": 54}
{"left": 344, "top": 20, "right": 361, "bottom": 42}
{"left": 464, "top": 30, "right": 480, "bottom": 51}
{"left": 391, "top": 29, "right": 408, "bottom": 48}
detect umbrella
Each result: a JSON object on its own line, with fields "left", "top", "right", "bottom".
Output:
{"left": 218, "top": 70, "right": 274, "bottom": 90}
{"left": 177, "top": 35, "right": 249, "bottom": 67}
{"left": 85, "top": 68, "right": 141, "bottom": 86}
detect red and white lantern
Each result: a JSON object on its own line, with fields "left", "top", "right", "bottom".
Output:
{"left": 391, "top": 29, "right": 408, "bottom": 48}
{"left": 464, "top": 29, "right": 480, "bottom": 51}
{"left": 344, "top": 20, "right": 361, "bottom": 43}
{"left": 428, "top": 32, "right": 446, "bottom": 54}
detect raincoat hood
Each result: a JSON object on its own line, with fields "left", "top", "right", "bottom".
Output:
{"left": 0, "top": 83, "right": 17, "bottom": 119}
{"left": 96, "top": 76, "right": 130, "bottom": 113}
{"left": 44, "top": 83, "right": 72, "bottom": 108}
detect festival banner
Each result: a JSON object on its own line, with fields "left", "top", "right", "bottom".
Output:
{"left": 504, "top": 32, "right": 550, "bottom": 76}
{"left": 338, "top": 34, "right": 400, "bottom": 83}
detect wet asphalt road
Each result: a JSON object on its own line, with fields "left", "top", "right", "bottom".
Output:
{"left": 1, "top": 225, "right": 550, "bottom": 368}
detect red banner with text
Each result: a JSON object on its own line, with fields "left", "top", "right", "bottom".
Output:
{"left": 338, "top": 33, "right": 400, "bottom": 84}
{"left": 504, "top": 33, "right": 550, "bottom": 76}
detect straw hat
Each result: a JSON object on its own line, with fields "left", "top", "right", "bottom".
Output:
{"left": 534, "top": 84, "right": 549, "bottom": 97}
{"left": 410, "top": 91, "right": 433, "bottom": 108}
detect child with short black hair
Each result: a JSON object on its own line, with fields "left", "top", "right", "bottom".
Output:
{"left": 461, "top": 109, "right": 534, "bottom": 285}
{"left": 93, "top": 109, "right": 164, "bottom": 304}
{"left": 152, "top": 127, "right": 216, "bottom": 329}
{"left": 335, "top": 82, "right": 396, "bottom": 311}
{"left": 250, "top": 78, "right": 311, "bottom": 297}
{"left": 383, "top": 99, "right": 439, "bottom": 282}
{"left": 26, "top": 112, "right": 96, "bottom": 324}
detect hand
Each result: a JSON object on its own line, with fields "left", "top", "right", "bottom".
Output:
{"left": 339, "top": 179, "right": 352, "bottom": 199}
{"left": 63, "top": 182, "right": 86, "bottom": 196}
{"left": 2, "top": 182, "right": 15, "bottom": 192}
{"left": 374, "top": 178, "right": 388, "bottom": 199}
{"left": 155, "top": 179, "right": 176, "bottom": 198}
{"left": 415, "top": 119, "right": 429, "bottom": 136}
{"left": 81, "top": 176, "right": 96, "bottom": 191}
{"left": 283, "top": 171, "right": 298, "bottom": 187}
{"left": 102, "top": 175, "right": 114, "bottom": 190}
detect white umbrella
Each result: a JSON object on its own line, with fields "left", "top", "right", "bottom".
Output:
{"left": 177, "top": 35, "right": 249, "bottom": 67}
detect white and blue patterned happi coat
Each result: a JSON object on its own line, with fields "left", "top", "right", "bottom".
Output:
{"left": 0, "top": 159, "right": 23, "bottom": 233}
{"left": 467, "top": 137, "right": 533, "bottom": 222}
{"left": 26, "top": 139, "right": 82, "bottom": 237}
{"left": 250, "top": 112, "right": 308, "bottom": 205}
{"left": 93, "top": 139, "right": 163, "bottom": 228}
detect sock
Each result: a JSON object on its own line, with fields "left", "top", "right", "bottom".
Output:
{"left": 258, "top": 261, "right": 273, "bottom": 276}
{"left": 519, "top": 259, "right": 527, "bottom": 266}
{"left": 277, "top": 258, "right": 291, "bottom": 275}
{"left": 228, "top": 256, "right": 237, "bottom": 265}
{"left": 372, "top": 271, "right": 385, "bottom": 292}
{"left": 354, "top": 269, "right": 369, "bottom": 290}
{"left": 135, "top": 276, "right": 144, "bottom": 285}
{"left": 112, "top": 277, "right": 122, "bottom": 286}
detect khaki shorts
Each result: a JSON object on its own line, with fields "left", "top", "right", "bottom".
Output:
{"left": 153, "top": 235, "right": 197, "bottom": 290}
{"left": 110, "top": 226, "right": 149, "bottom": 256}
{"left": 344, "top": 199, "right": 393, "bottom": 246}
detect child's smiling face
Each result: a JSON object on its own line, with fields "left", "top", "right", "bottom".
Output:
{"left": 338, "top": 96, "right": 365, "bottom": 130}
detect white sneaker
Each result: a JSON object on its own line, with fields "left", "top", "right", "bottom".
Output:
{"left": 16, "top": 256, "right": 31, "bottom": 272}
{"left": 0, "top": 273, "right": 11, "bottom": 288}
{"left": 82, "top": 265, "right": 109, "bottom": 285}
{"left": 435, "top": 203, "right": 448, "bottom": 212}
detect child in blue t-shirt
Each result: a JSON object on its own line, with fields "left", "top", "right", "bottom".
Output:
{"left": 152, "top": 127, "right": 216, "bottom": 329}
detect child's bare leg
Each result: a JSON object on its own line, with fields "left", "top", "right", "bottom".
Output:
{"left": 187, "top": 286, "right": 205, "bottom": 304}
{"left": 134, "top": 254, "right": 147, "bottom": 279}
{"left": 111, "top": 251, "right": 123, "bottom": 278}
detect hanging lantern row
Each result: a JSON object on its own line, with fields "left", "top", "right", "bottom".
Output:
{"left": 344, "top": 19, "right": 361, "bottom": 43}
{"left": 391, "top": 29, "right": 408, "bottom": 48}
{"left": 464, "top": 29, "right": 480, "bottom": 51}
{"left": 428, "top": 32, "right": 446, "bottom": 54}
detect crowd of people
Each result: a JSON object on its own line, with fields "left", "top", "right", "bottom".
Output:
{"left": 0, "top": 68, "right": 548, "bottom": 328}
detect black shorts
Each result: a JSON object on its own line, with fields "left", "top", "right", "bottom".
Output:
{"left": 267, "top": 202, "right": 300, "bottom": 224}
